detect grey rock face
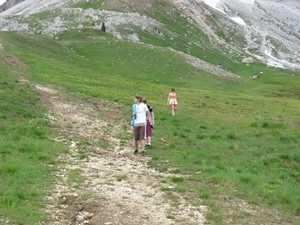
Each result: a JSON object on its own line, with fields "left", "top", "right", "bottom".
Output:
{"left": 0, "top": 17, "right": 28, "bottom": 31}
{"left": 217, "top": 0, "right": 300, "bottom": 68}
{"left": 0, "top": 0, "right": 25, "bottom": 13}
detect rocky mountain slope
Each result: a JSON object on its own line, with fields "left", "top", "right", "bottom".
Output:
{"left": 0, "top": 0, "right": 25, "bottom": 13}
{"left": 0, "top": 0, "right": 300, "bottom": 70}
{"left": 175, "top": 0, "right": 300, "bottom": 68}
{"left": 218, "top": 0, "right": 300, "bottom": 68}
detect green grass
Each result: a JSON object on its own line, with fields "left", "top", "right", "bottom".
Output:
{"left": 116, "top": 174, "right": 127, "bottom": 181}
{"left": 0, "top": 61, "right": 68, "bottom": 224}
{"left": 0, "top": 20, "right": 300, "bottom": 224}
{"left": 166, "top": 214, "right": 175, "bottom": 219}
{"left": 68, "top": 168, "right": 85, "bottom": 184}
{"left": 71, "top": 0, "right": 106, "bottom": 10}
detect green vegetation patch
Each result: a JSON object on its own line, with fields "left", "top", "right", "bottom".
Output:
{"left": 0, "top": 50, "right": 67, "bottom": 224}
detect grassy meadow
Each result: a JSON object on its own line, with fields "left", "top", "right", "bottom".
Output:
{"left": 0, "top": 44, "right": 68, "bottom": 224}
{"left": 0, "top": 26, "right": 300, "bottom": 225}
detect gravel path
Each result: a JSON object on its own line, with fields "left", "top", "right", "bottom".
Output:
{"left": 35, "top": 84, "right": 207, "bottom": 225}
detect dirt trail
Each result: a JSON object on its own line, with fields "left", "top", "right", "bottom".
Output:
{"left": 35, "top": 84, "right": 207, "bottom": 225}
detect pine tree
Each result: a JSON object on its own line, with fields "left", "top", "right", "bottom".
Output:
{"left": 101, "top": 22, "right": 106, "bottom": 32}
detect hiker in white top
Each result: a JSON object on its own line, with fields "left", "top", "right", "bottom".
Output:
{"left": 133, "top": 95, "right": 149, "bottom": 156}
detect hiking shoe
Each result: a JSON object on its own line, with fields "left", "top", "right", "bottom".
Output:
{"left": 133, "top": 149, "right": 138, "bottom": 155}
{"left": 141, "top": 151, "right": 146, "bottom": 156}
{"left": 146, "top": 144, "right": 151, "bottom": 149}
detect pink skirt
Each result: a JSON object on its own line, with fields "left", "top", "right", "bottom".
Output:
{"left": 170, "top": 104, "right": 178, "bottom": 111}
{"left": 169, "top": 99, "right": 178, "bottom": 111}
{"left": 146, "top": 120, "right": 152, "bottom": 137}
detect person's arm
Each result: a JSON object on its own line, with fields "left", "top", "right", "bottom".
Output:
{"left": 146, "top": 110, "right": 150, "bottom": 120}
{"left": 167, "top": 93, "right": 170, "bottom": 105}
{"left": 132, "top": 104, "right": 136, "bottom": 117}
{"left": 151, "top": 111, "right": 155, "bottom": 126}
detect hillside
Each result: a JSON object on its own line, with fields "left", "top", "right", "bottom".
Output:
{"left": 1, "top": 0, "right": 300, "bottom": 71}
{"left": 0, "top": 1, "right": 300, "bottom": 225}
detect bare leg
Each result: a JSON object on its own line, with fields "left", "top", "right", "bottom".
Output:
{"left": 141, "top": 139, "right": 146, "bottom": 151}
{"left": 135, "top": 140, "right": 139, "bottom": 149}
{"left": 171, "top": 104, "right": 175, "bottom": 116}
{"left": 147, "top": 136, "right": 151, "bottom": 146}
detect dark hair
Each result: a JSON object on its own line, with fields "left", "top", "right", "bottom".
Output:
{"left": 171, "top": 88, "right": 175, "bottom": 92}
{"left": 142, "top": 98, "right": 147, "bottom": 104}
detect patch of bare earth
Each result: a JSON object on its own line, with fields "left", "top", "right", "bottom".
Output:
{"left": 1, "top": 54, "right": 29, "bottom": 69}
{"left": 36, "top": 84, "right": 207, "bottom": 225}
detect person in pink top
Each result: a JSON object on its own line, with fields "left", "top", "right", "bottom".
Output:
{"left": 167, "top": 88, "right": 178, "bottom": 116}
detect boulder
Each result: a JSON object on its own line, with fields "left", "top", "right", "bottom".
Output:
{"left": 242, "top": 57, "right": 254, "bottom": 64}
{"left": 128, "top": 33, "right": 140, "bottom": 42}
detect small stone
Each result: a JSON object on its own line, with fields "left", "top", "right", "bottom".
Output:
{"left": 77, "top": 205, "right": 83, "bottom": 211}
{"left": 77, "top": 215, "right": 84, "bottom": 222}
